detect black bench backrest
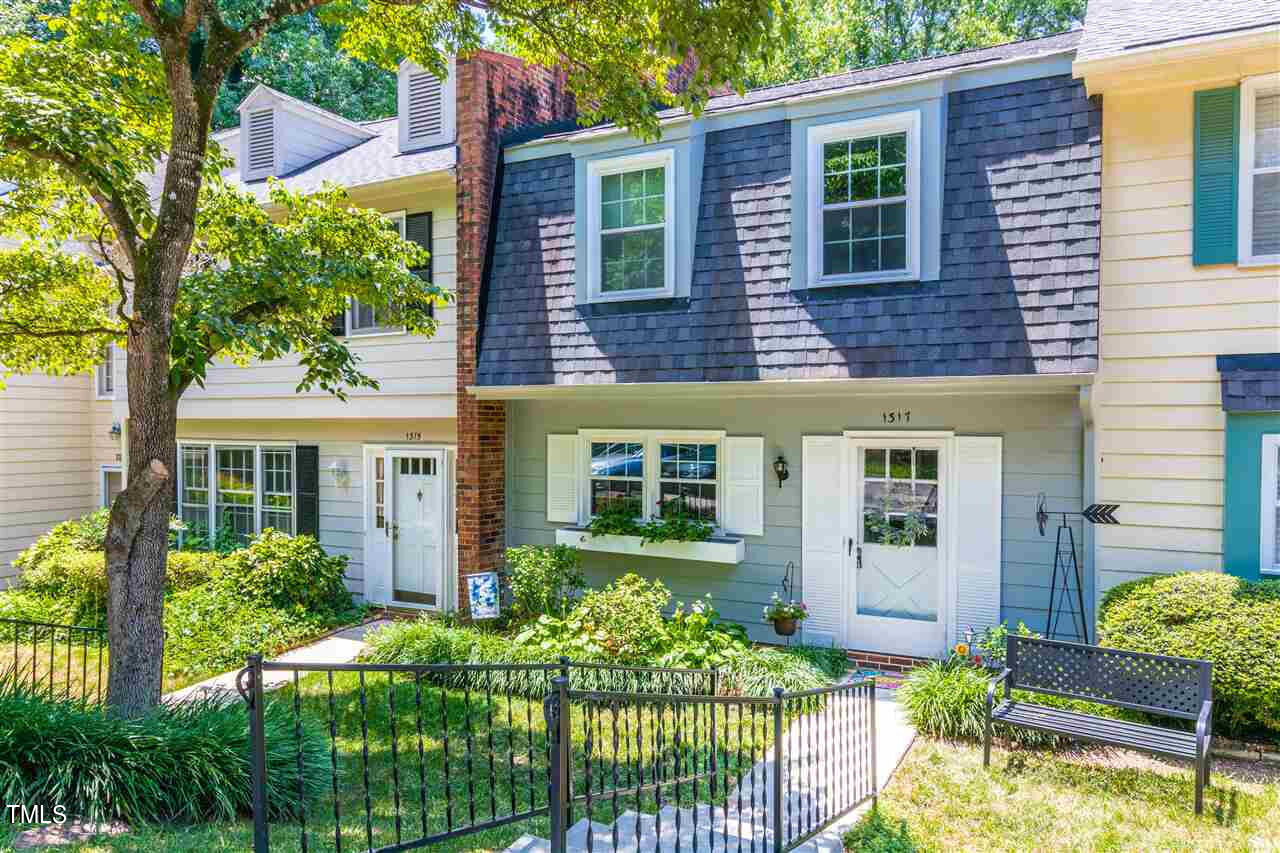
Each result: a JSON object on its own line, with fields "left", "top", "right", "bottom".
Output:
{"left": 1007, "top": 635, "right": 1211, "bottom": 720}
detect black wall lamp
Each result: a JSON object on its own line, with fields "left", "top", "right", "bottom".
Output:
{"left": 773, "top": 455, "right": 789, "bottom": 488}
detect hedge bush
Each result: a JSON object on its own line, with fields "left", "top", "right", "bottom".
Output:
{"left": 216, "top": 530, "right": 352, "bottom": 616}
{"left": 506, "top": 544, "right": 585, "bottom": 620}
{"left": 1098, "top": 572, "right": 1280, "bottom": 738}
{"left": 0, "top": 688, "right": 326, "bottom": 824}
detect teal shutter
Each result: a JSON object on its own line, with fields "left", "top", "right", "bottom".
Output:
{"left": 1192, "top": 87, "right": 1240, "bottom": 265}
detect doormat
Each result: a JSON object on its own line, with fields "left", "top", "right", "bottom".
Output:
{"left": 849, "top": 667, "right": 907, "bottom": 690}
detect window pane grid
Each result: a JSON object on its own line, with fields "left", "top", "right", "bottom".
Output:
{"left": 180, "top": 445, "right": 210, "bottom": 540}
{"left": 600, "top": 166, "right": 666, "bottom": 293}
{"left": 374, "top": 456, "right": 385, "bottom": 529}
{"left": 863, "top": 447, "right": 938, "bottom": 546}
{"left": 216, "top": 447, "right": 256, "bottom": 545}
{"left": 658, "top": 442, "right": 717, "bottom": 522}
{"left": 821, "top": 132, "right": 908, "bottom": 276}
{"left": 589, "top": 441, "right": 644, "bottom": 515}
{"left": 261, "top": 449, "right": 293, "bottom": 534}
{"left": 1251, "top": 92, "right": 1280, "bottom": 257}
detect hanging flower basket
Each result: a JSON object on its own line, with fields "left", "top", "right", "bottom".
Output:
{"left": 763, "top": 594, "right": 807, "bottom": 638}
{"left": 772, "top": 616, "right": 798, "bottom": 637}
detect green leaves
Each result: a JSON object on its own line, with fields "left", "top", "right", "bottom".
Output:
{"left": 170, "top": 178, "right": 451, "bottom": 397}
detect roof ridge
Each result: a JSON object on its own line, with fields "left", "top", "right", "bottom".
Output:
{"left": 733, "top": 28, "right": 1080, "bottom": 99}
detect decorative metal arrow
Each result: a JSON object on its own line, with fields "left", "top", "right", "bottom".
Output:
{"left": 1082, "top": 503, "right": 1120, "bottom": 525}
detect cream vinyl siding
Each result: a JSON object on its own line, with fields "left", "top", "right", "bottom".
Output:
{"left": 175, "top": 184, "right": 457, "bottom": 419}
{"left": 0, "top": 372, "right": 97, "bottom": 580}
{"left": 177, "top": 418, "right": 456, "bottom": 597}
{"left": 1094, "top": 77, "right": 1280, "bottom": 593}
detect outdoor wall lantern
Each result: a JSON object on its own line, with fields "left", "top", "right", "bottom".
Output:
{"left": 773, "top": 454, "right": 789, "bottom": 488}
{"left": 328, "top": 459, "right": 351, "bottom": 489}
{"left": 108, "top": 422, "right": 122, "bottom": 439}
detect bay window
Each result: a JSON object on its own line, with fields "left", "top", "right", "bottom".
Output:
{"left": 178, "top": 443, "right": 295, "bottom": 544}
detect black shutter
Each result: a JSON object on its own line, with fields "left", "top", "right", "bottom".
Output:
{"left": 405, "top": 212, "right": 434, "bottom": 318}
{"left": 328, "top": 310, "right": 347, "bottom": 337}
{"left": 295, "top": 445, "right": 320, "bottom": 537}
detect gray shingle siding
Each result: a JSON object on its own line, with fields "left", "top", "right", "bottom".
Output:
{"left": 477, "top": 73, "right": 1101, "bottom": 387}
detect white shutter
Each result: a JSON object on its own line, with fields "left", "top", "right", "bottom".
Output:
{"left": 546, "top": 435, "right": 580, "bottom": 524}
{"left": 722, "top": 436, "right": 764, "bottom": 536}
{"left": 952, "top": 435, "right": 1003, "bottom": 644}
{"left": 801, "top": 436, "right": 846, "bottom": 647}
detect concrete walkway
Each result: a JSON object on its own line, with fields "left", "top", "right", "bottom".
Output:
{"left": 163, "top": 619, "right": 392, "bottom": 703}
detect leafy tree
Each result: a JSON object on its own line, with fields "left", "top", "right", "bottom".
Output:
{"left": 211, "top": 4, "right": 395, "bottom": 129}
{"left": 0, "top": 0, "right": 781, "bottom": 716}
{"left": 743, "top": 0, "right": 1083, "bottom": 87}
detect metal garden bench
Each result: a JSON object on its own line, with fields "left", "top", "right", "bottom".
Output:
{"left": 984, "top": 635, "right": 1214, "bottom": 814}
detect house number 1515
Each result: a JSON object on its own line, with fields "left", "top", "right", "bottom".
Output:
{"left": 881, "top": 410, "right": 910, "bottom": 424}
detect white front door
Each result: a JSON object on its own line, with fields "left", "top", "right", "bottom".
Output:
{"left": 847, "top": 439, "right": 947, "bottom": 657}
{"left": 388, "top": 451, "right": 445, "bottom": 607}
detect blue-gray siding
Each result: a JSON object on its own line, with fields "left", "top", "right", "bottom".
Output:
{"left": 505, "top": 393, "right": 1089, "bottom": 646}
{"left": 478, "top": 73, "right": 1101, "bottom": 387}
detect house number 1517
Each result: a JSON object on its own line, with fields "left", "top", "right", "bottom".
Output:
{"left": 881, "top": 410, "right": 910, "bottom": 424}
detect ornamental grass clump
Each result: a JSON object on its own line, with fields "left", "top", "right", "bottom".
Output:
{"left": 0, "top": 686, "right": 327, "bottom": 824}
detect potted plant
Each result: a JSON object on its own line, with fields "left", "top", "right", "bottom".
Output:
{"left": 763, "top": 593, "right": 807, "bottom": 637}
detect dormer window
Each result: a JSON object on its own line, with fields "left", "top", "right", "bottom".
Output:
{"left": 244, "top": 107, "right": 277, "bottom": 180}
{"left": 398, "top": 58, "right": 456, "bottom": 153}
{"left": 806, "top": 110, "right": 921, "bottom": 286}
{"left": 585, "top": 149, "right": 676, "bottom": 302}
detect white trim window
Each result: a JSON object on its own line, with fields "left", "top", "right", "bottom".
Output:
{"left": 657, "top": 441, "right": 718, "bottom": 522}
{"left": 588, "top": 439, "right": 646, "bottom": 517}
{"left": 807, "top": 111, "right": 921, "bottom": 286}
{"left": 1262, "top": 434, "right": 1280, "bottom": 576}
{"left": 586, "top": 149, "right": 676, "bottom": 302}
{"left": 178, "top": 442, "right": 295, "bottom": 544}
{"left": 95, "top": 345, "right": 114, "bottom": 398}
{"left": 1240, "top": 74, "right": 1280, "bottom": 267}
{"left": 349, "top": 211, "right": 407, "bottom": 335}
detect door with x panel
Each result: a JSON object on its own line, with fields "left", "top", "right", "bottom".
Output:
{"left": 847, "top": 440, "right": 946, "bottom": 657}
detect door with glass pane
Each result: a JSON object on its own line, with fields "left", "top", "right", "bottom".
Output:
{"left": 387, "top": 450, "right": 445, "bottom": 608}
{"left": 847, "top": 440, "right": 946, "bottom": 657}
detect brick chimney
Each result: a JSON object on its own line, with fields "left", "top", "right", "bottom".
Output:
{"left": 454, "top": 52, "right": 574, "bottom": 615}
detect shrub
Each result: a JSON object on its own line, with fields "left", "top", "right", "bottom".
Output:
{"left": 574, "top": 573, "right": 671, "bottom": 664}
{"left": 506, "top": 544, "right": 584, "bottom": 619}
{"left": 842, "top": 808, "right": 918, "bottom": 853}
{"left": 0, "top": 688, "right": 326, "bottom": 824}
{"left": 1098, "top": 572, "right": 1280, "bottom": 738}
{"left": 163, "top": 585, "right": 348, "bottom": 683}
{"left": 13, "top": 548, "right": 222, "bottom": 626}
{"left": 659, "top": 595, "right": 749, "bottom": 669}
{"left": 216, "top": 530, "right": 351, "bottom": 615}
{"left": 12, "top": 509, "right": 109, "bottom": 570}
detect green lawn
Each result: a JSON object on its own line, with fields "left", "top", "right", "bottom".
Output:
{"left": 849, "top": 738, "right": 1280, "bottom": 852}
{"left": 0, "top": 670, "right": 774, "bottom": 853}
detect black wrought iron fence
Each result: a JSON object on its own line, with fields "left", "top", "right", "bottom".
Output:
{"left": 0, "top": 617, "right": 106, "bottom": 705}
{"left": 546, "top": 676, "right": 877, "bottom": 853}
{"left": 240, "top": 656, "right": 721, "bottom": 852}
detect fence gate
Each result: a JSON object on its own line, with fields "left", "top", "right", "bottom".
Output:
{"left": 240, "top": 656, "right": 875, "bottom": 853}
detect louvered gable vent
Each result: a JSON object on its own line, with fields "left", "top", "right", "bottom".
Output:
{"left": 407, "top": 72, "right": 444, "bottom": 141}
{"left": 398, "top": 58, "right": 455, "bottom": 153}
{"left": 245, "top": 108, "right": 276, "bottom": 177}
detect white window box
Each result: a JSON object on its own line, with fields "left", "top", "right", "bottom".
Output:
{"left": 554, "top": 526, "right": 746, "bottom": 564}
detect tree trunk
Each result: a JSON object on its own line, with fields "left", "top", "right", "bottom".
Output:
{"left": 103, "top": 321, "right": 177, "bottom": 717}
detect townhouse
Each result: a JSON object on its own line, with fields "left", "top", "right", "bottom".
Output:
{"left": 473, "top": 32, "right": 1102, "bottom": 657}
{"left": 1073, "top": 0, "right": 1280, "bottom": 588}
{"left": 97, "top": 53, "right": 572, "bottom": 608}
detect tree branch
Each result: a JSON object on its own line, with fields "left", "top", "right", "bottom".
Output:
{"left": 0, "top": 323, "right": 123, "bottom": 340}
{"left": 97, "top": 222, "right": 137, "bottom": 327}
{"left": 1, "top": 137, "right": 144, "bottom": 277}
{"left": 123, "top": 0, "right": 167, "bottom": 34}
